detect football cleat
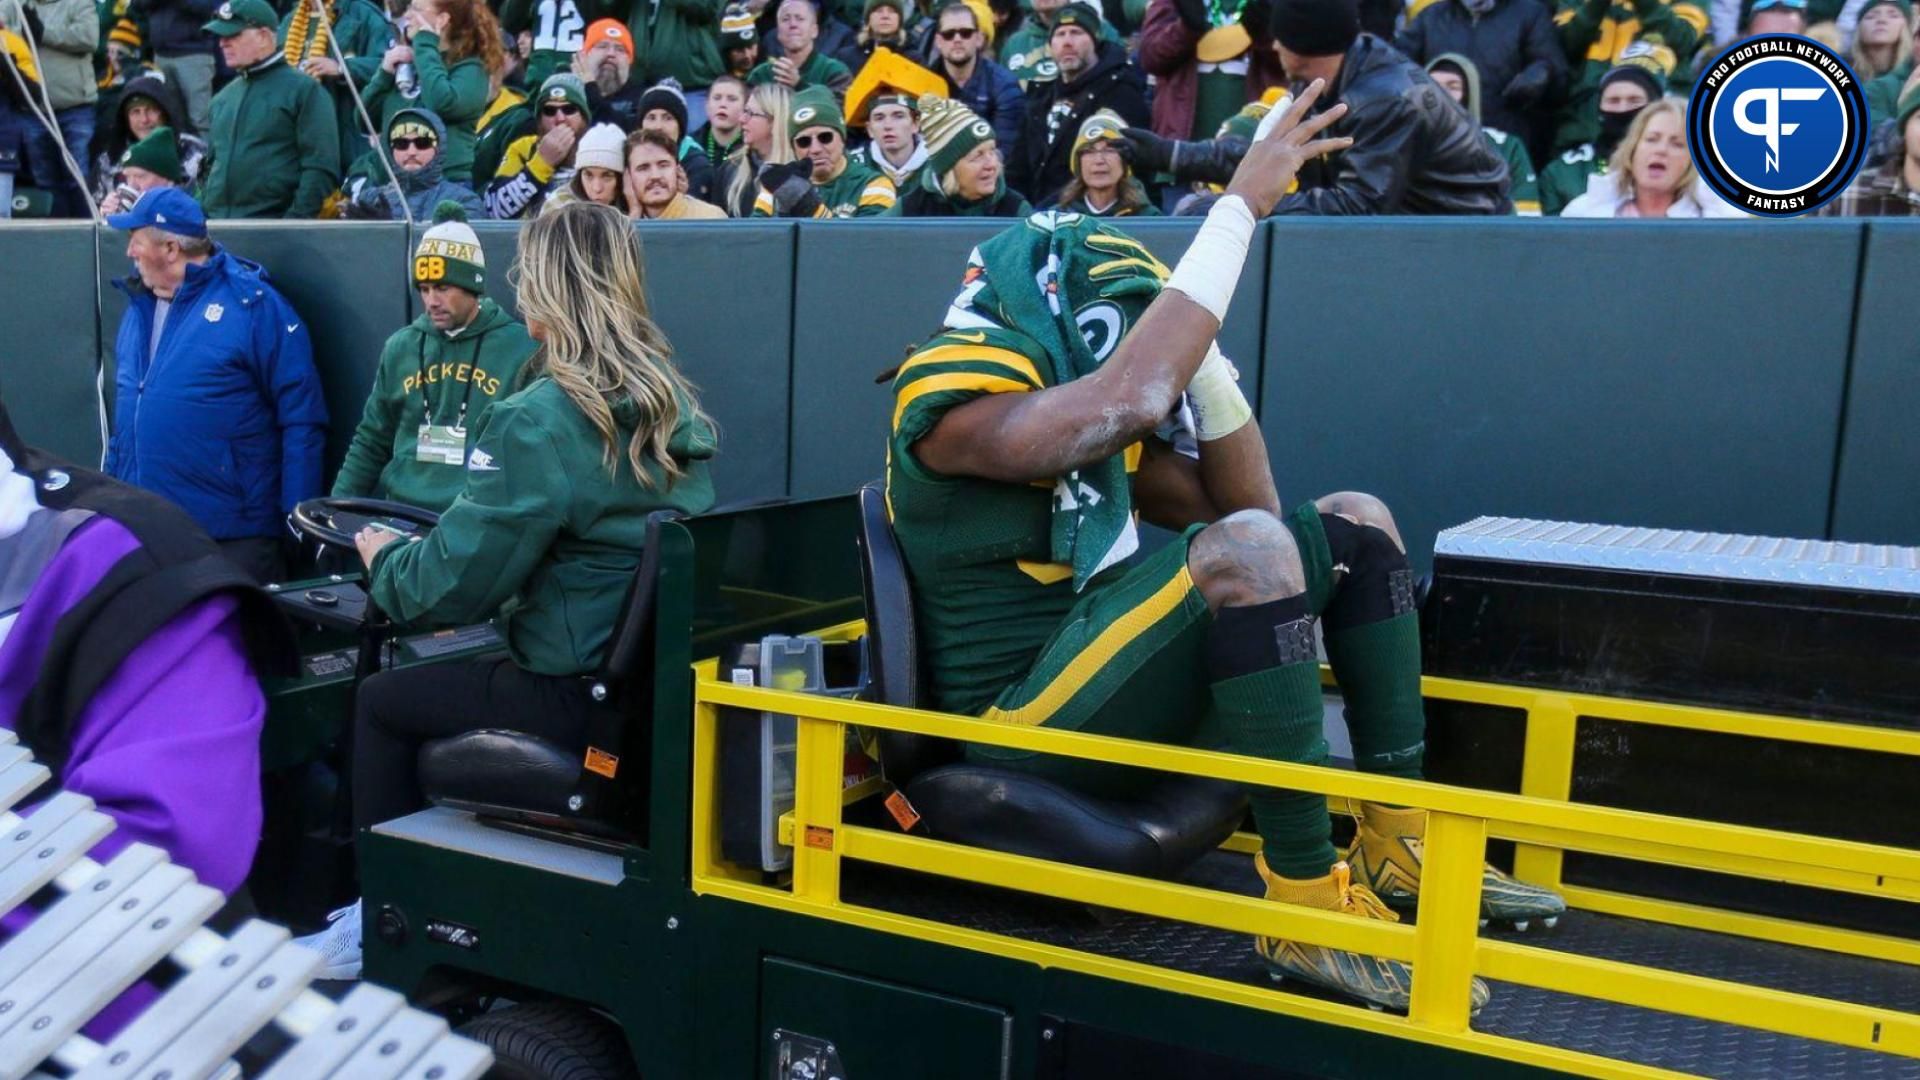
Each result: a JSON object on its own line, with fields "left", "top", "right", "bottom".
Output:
{"left": 1347, "top": 803, "right": 1567, "bottom": 927}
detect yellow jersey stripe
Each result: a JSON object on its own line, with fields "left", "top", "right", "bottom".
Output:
{"left": 892, "top": 372, "right": 1035, "bottom": 431}
{"left": 896, "top": 344, "right": 1046, "bottom": 386}
{"left": 980, "top": 565, "right": 1197, "bottom": 727}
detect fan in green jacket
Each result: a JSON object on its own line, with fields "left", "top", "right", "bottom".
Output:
{"left": 752, "top": 87, "right": 896, "bottom": 215}
{"left": 200, "top": 0, "right": 342, "bottom": 218}
{"left": 747, "top": 0, "right": 854, "bottom": 100}
{"left": 333, "top": 207, "right": 540, "bottom": 513}
{"left": 1425, "top": 55, "right": 1538, "bottom": 215}
{"left": 1868, "top": 58, "right": 1913, "bottom": 127}
{"left": 359, "top": 16, "right": 496, "bottom": 184}
{"left": 1536, "top": 49, "right": 1661, "bottom": 214}
{"left": 277, "top": 0, "right": 392, "bottom": 170}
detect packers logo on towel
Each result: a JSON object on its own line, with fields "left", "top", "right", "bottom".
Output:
{"left": 794, "top": 106, "right": 817, "bottom": 124}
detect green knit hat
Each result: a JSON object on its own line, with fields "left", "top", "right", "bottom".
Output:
{"left": 1071, "top": 109, "right": 1127, "bottom": 168}
{"left": 414, "top": 202, "right": 486, "bottom": 295}
{"left": 535, "top": 72, "right": 590, "bottom": 116}
{"left": 1899, "top": 81, "right": 1920, "bottom": 129}
{"left": 120, "top": 125, "right": 185, "bottom": 183}
{"left": 917, "top": 93, "right": 995, "bottom": 182}
{"left": 863, "top": 0, "right": 905, "bottom": 17}
{"left": 789, "top": 85, "right": 845, "bottom": 137}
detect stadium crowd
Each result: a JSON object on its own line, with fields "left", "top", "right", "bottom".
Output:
{"left": 5, "top": 0, "right": 1920, "bottom": 220}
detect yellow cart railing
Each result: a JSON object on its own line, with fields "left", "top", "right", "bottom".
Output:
{"left": 690, "top": 667, "right": 1920, "bottom": 1080}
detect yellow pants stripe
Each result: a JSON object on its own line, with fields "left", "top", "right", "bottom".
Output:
{"left": 981, "top": 564, "right": 1197, "bottom": 728}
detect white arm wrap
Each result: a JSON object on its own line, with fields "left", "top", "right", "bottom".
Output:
{"left": 1187, "top": 342, "right": 1252, "bottom": 440}
{"left": 1164, "top": 194, "right": 1256, "bottom": 324}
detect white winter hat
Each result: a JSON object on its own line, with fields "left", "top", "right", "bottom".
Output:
{"left": 576, "top": 123, "right": 627, "bottom": 174}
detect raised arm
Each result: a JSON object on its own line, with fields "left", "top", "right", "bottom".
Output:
{"left": 912, "top": 82, "right": 1352, "bottom": 484}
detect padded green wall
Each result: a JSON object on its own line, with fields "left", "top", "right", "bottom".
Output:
{"left": 1829, "top": 221, "right": 1920, "bottom": 545}
{"left": 5, "top": 218, "right": 1913, "bottom": 557}
{"left": 431, "top": 221, "right": 794, "bottom": 503}
{"left": 97, "top": 221, "right": 414, "bottom": 479}
{"left": 0, "top": 223, "right": 103, "bottom": 464}
{"left": 784, "top": 219, "right": 1272, "bottom": 500}
{"left": 1256, "top": 219, "right": 1865, "bottom": 564}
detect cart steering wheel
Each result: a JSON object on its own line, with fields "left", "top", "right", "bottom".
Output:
{"left": 289, "top": 497, "right": 441, "bottom": 551}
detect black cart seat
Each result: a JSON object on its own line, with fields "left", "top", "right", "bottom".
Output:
{"left": 415, "top": 513, "right": 677, "bottom": 843}
{"left": 856, "top": 483, "right": 1245, "bottom": 879}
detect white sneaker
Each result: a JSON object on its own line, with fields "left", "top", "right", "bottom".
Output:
{"left": 293, "top": 898, "right": 364, "bottom": 981}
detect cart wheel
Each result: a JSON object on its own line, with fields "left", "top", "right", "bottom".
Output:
{"left": 459, "top": 1000, "right": 639, "bottom": 1080}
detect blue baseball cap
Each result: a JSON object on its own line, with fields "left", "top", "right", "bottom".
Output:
{"left": 104, "top": 187, "right": 208, "bottom": 238}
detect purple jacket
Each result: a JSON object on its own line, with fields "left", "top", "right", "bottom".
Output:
{"left": 0, "top": 514, "right": 265, "bottom": 1034}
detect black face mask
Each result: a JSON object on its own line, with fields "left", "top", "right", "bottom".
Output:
{"left": 1597, "top": 104, "right": 1645, "bottom": 158}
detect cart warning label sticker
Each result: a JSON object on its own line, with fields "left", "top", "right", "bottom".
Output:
{"left": 426, "top": 920, "right": 480, "bottom": 950}
{"left": 884, "top": 790, "right": 921, "bottom": 832}
{"left": 302, "top": 651, "right": 353, "bottom": 679}
{"left": 584, "top": 746, "right": 619, "bottom": 779}
{"left": 804, "top": 826, "right": 835, "bottom": 850}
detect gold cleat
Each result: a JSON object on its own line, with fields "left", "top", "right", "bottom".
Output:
{"left": 1347, "top": 802, "right": 1567, "bottom": 929}
{"left": 1253, "top": 855, "right": 1490, "bottom": 1014}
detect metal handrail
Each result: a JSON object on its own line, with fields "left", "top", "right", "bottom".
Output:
{"left": 691, "top": 674, "right": 1920, "bottom": 1070}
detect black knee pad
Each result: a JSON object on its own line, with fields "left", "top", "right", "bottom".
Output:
{"left": 1319, "top": 514, "right": 1414, "bottom": 633}
{"left": 1207, "top": 594, "right": 1316, "bottom": 681}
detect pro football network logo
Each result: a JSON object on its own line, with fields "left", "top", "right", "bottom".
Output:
{"left": 1688, "top": 34, "right": 1867, "bottom": 216}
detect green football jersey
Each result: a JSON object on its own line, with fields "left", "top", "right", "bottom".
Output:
{"left": 886, "top": 326, "right": 1140, "bottom": 715}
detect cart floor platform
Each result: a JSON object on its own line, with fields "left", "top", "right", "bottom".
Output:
{"left": 843, "top": 851, "right": 1920, "bottom": 1079}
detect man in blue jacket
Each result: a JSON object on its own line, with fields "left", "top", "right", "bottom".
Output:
{"left": 103, "top": 188, "right": 328, "bottom": 582}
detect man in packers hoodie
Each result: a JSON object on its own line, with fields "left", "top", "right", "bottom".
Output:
{"left": 332, "top": 205, "right": 537, "bottom": 513}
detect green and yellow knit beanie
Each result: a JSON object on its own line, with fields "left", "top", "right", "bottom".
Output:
{"left": 121, "top": 126, "right": 185, "bottom": 183}
{"left": 918, "top": 93, "right": 995, "bottom": 181}
{"left": 1071, "top": 109, "right": 1128, "bottom": 171}
{"left": 414, "top": 202, "right": 486, "bottom": 295}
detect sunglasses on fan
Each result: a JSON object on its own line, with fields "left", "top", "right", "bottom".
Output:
{"left": 793, "top": 130, "right": 838, "bottom": 149}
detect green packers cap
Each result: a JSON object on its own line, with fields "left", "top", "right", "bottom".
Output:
{"left": 789, "top": 85, "right": 845, "bottom": 137}
{"left": 203, "top": 0, "right": 278, "bottom": 36}
{"left": 536, "top": 72, "right": 591, "bottom": 114}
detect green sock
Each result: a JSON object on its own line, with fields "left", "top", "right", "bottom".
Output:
{"left": 1210, "top": 660, "right": 1338, "bottom": 880}
{"left": 1326, "top": 613, "right": 1426, "bottom": 780}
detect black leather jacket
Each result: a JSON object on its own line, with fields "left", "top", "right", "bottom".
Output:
{"left": 1275, "top": 34, "right": 1511, "bottom": 215}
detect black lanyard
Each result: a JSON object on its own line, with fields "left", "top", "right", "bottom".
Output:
{"left": 415, "top": 324, "right": 497, "bottom": 432}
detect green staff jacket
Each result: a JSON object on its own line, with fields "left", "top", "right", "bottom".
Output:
{"left": 201, "top": 55, "right": 342, "bottom": 218}
{"left": 369, "top": 375, "right": 718, "bottom": 675}
{"left": 331, "top": 298, "right": 539, "bottom": 513}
